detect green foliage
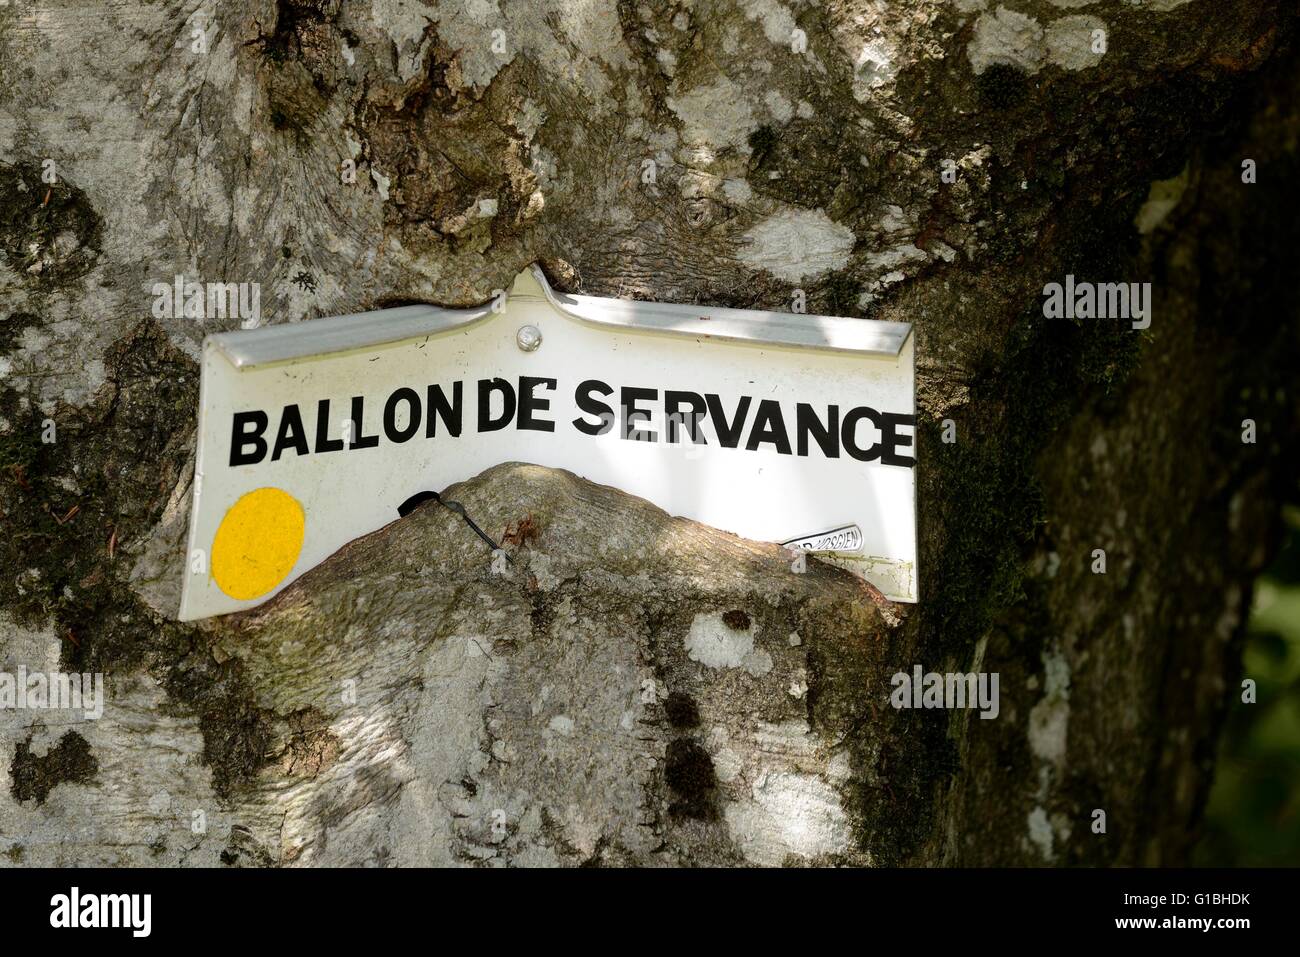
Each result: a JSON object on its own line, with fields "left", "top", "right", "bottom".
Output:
{"left": 1197, "top": 505, "right": 1300, "bottom": 865}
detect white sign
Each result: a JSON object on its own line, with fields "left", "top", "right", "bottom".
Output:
{"left": 179, "top": 266, "right": 917, "bottom": 621}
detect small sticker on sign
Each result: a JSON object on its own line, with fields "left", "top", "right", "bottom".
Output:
{"left": 781, "top": 524, "right": 864, "bottom": 555}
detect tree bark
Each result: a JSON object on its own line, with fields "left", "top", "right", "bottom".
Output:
{"left": 1, "top": 0, "right": 1298, "bottom": 866}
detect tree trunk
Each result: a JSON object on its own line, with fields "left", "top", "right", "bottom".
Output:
{"left": 1, "top": 0, "right": 1297, "bottom": 866}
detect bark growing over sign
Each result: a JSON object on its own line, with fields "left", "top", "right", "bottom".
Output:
{"left": 231, "top": 463, "right": 892, "bottom": 865}
{"left": 1, "top": 1, "right": 1299, "bottom": 864}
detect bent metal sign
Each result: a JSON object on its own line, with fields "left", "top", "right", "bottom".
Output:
{"left": 179, "top": 265, "right": 917, "bottom": 620}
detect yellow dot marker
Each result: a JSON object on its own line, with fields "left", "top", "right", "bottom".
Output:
{"left": 211, "top": 487, "right": 305, "bottom": 600}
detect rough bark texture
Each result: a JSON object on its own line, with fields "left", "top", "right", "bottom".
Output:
{"left": 1, "top": 0, "right": 1298, "bottom": 865}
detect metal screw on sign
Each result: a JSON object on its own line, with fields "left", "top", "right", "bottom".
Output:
{"left": 516, "top": 324, "right": 542, "bottom": 352}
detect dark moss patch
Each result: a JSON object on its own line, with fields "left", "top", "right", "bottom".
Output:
{"left": 721, "top": 609, "right": 750, "bottom": 630}
{"left": 10, "top": 730, "right": 98, "bottom": 805}
{"left": 0, "top": 319, "right": 197, "bottom": 629}
{"left": 820, "top": 271, "right": 865, "bottom": 318}
{"left": 976, "top": 64, "right": 1030, "bottom": 111}
{"left": 664, "top": 738, "right": 716, "bottom": 820}
{"left": 742, "top": 113, "right": 868, "bottom": 216}
{"left": 0, "top": 320, "right": 276, "bottom": 799}
{"left": 747, "top": 125, "right": 780, "bottom": 168}
{"left": 920, "top": 188, "right": 1146, "bottom": 660}
{"left": 0, "top": 311, "right": 40, "bottom": 353}
{"left": 219, "top": 825, "right": 276, "bottom": 867}
{"left": 852, "top": 183, "right": 1158, "bottom": 863}
{"left": 0, "top": 160, "right": 102, "bottom": 284}
{"left": 663, "top": 691, "right": 700, "bottom": 729}
{"left": 255, "top": 1, "right": 345, "bottom": 136}
{"left": 263, "top": 0, "right": 331, "bottom": 62}
{"left": 260, "top": 0, "right": 341, "bottom": 87}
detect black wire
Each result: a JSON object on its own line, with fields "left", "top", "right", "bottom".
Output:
{"left": 431, "top": 491, "right": 512, "bottom": 562}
